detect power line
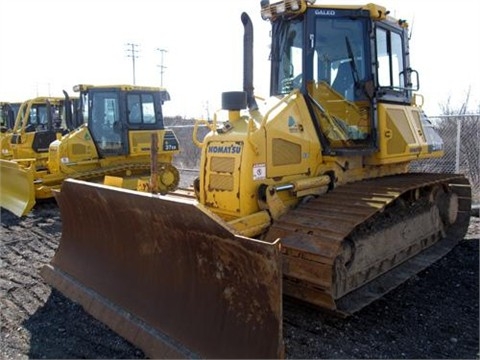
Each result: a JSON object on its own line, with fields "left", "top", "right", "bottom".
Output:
{"left": 125, "top": 43, "right": 140, "bottom": 85}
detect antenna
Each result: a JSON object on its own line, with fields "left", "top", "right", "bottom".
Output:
{"left": 409, "top": 16, "right": 415, "bottom": 40}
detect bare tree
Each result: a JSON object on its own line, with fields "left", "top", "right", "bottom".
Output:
{"left": 438, "top": 86, "right": 472, "bottom": 116}
{"left": 428, "top": 88, "right": 480, "bottom": 202}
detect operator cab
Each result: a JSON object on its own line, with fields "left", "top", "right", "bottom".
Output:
{"left": 23, "top": 102, "right": 55, "bottom": 132}
{"left": 0, "top": 102, "right": 20, "bottom": 132}
{"left": 267, "top": 2, "right": 418, "bottom": 153}
{"left": 74, "top": 85, "right": 170, "bottom": 157}
{"left": 10, "top": 99, "right": 69, "bottom": 153}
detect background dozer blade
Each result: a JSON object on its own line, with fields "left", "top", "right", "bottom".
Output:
{"left": 41, "top": 179, "right": 283, "bottom": 359}
{"left": 0, "top": 159, "right": 35, "bottom": 217}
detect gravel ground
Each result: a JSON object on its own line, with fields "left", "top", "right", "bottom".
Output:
{"left": 0, "top": 199, "right": 478, "bottom": 359}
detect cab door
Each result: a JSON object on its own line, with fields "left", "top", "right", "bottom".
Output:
{"left": 89, "top": 90, "right": 128, "bottom": 157}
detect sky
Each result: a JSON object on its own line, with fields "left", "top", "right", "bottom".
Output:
{"left": 0, "top": 0, "right": 479, "bottom": 118}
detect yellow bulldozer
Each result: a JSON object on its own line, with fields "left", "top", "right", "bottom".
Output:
{"left": 41, "top": 1, "right": 472, "bottom": 358}
{"left": 0, "top": 101, "right": 21, "bottom": 156}
{"left": 0, "top": 84, "right": 180, "bottom": 217}
{"left": 0, "top": 96, "right": 80, "bottom": 162}
{"left": 0, "top": 101, "right": 20, "bottom": 132}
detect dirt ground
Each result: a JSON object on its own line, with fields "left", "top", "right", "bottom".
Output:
{"left": 0, "top": 200, "right": 478, "bottom": 359}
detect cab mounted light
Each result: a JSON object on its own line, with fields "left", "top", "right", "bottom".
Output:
{"left": 260, "top": 0, "right": 306, "bottom": 21}
{"left": 260, "top": 0, "right": 272, "bottom": 20}
{"left": 72, "top": 84, "right": 94, "bottom": 92}
{"left": 290, "top": 0, "right": 300, "bottom": 11}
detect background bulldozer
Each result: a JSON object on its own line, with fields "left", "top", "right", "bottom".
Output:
{"left": 0, "top": 101, "right": 21, "bottom": 157}
{"left": 0, "top": 101, "right": 20, "bottom": 164}
{"left": 0, "top": 96, "right": 80, "bottom": 163}
{"left": 0, "top": 101, "right": 21, "bottom": 133}
{"left": 0, "top": 84, "right": 180, "bottom": 217}
{"left": 42, "top": 1, "right": 472, "bottom": 358}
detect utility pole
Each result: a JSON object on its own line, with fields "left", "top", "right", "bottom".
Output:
{"left": 203, "top": 100, "right": 211, "bottom": 120}
{"left": 35, "top": 82, "right": 51, "bottom": 96}
{"left": 156, "top": 48, "right": 167, "bottom": 87}
{"left": 125, "top": 43, "right": 140, "bottom": 85}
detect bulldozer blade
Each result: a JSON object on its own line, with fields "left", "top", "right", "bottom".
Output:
{"left": 0, "top": 159, "right": 35, "bottom": 217}
{"left": 41, "top": 179, "right": 283, "bottom": 359}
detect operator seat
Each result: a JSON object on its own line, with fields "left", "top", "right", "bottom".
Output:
{"left": 332, "top": 62, "right": 354, "bottom": 100}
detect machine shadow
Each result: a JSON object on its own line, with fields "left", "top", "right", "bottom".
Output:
{"left": 22, "top": 289, "right": 146, "bottom": 359}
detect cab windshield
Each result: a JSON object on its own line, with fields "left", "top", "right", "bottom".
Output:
{"left": 270, "top": 11, "right": 370, "bottom": 102}
{"left": 269, "top": 8, "right": 414, "bottom": 152}
{"left": 270, "top": 10, "right": 373, "bottom": 151}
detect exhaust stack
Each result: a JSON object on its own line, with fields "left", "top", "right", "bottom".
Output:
{"left": 241, "top": 12, "right": 258, "bottom": 111}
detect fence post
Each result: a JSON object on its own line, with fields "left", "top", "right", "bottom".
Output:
{"left": 455, "top": 117, "right": 461, "bottom": 173}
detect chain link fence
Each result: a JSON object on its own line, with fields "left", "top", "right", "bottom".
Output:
{"left": 410, "top": 114, "right": 480, "bottom": 206}
{"left": 167, "top": 114, "right": 480, "bottom": 207}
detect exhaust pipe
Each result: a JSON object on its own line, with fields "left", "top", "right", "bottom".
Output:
{"left": 62, "top": 90, "right": 74, "bottom": 131}
{"left": 241, "top": 12, "right": 258, "bottom": 111}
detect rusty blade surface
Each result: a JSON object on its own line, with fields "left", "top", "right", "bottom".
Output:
{"left": 42, "top": 179, "right": 283, "bottom": 359}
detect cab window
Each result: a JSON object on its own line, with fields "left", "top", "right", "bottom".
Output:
{"left": 376, "top": 27, "right": 405, "bottom": 89}
{"left": 127, "top": 94, "right": 156, "bottom": 124}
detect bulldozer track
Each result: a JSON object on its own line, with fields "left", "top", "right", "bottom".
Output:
{"left": 70, "top": 163, "right": 152, "bottom": 182}
{"left": 266, "top": 173, "right": 472, "bottom": 314}
{"left": 62, "top": 161, "right": 179, "bottom": 193}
